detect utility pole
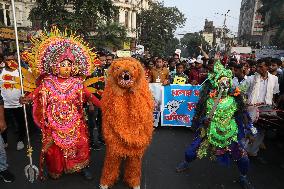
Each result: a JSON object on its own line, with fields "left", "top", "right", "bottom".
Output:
{"left": 222, "top": 10, "right": 230, "bottom": 52}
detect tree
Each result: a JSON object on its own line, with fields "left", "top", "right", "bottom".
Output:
{"left": 29, "top": 0, "right": 71, "bottom": 30}
{"left": 180, "top": 32, "right": 209, "bottom": 57}
{"left": 29, "top": 0, "right": 127, "bottom": 49}
{"left": 137, "top": 2, "right": 186, "bottom": 57}
{"left": 90, "top": 22, "right": 127, "bottom": 50}
{"left": 164, "top": 37, "right": 180, "bottom": 57}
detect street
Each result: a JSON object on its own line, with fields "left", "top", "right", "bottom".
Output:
{"left": 1, "top": 126, "right": 284, "bottom": 189}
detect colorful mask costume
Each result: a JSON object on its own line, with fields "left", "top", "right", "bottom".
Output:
{"left": 177, "top": 60, "right": 256, "bottom": 188}
{"left": 18, "top": 27, "right": 101, "bottom": 179}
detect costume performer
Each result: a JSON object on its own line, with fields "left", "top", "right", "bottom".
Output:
{"left": 176, "top": 59, "right": 257, "bottom": 189}
{"left": 99, "top": 58, "right": 154, "bottom": 189}
{"left": 19, "top": 27, "right": 101, "bottom": 180}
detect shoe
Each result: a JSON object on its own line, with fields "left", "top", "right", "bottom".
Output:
{"left": 16, "top": 141, "right": 25, "bottom": 151}
{"left": 81, "top": 167, "right": 93, "bottom": 180}
{"left": 91, "top": 143, "right": 102, "bottom": 151}
{"left": 133, "top": 186, "right": 140, "bottom": 189}
{"left": 0, "top": 170, "right": 15, "bottom": 183}
{"left": 239, "top": 175, "right": 254, "bottom": 189}
{"left": 176, "top": 161, "right": 190, "bottom": 173}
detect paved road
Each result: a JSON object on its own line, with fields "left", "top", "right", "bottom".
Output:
{"left": 1, "top": 126, "right": 284, "bottom": 189}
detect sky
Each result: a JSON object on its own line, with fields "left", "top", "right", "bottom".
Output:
{"left": 160, "top": 0, "right": 242, "bottom": 36}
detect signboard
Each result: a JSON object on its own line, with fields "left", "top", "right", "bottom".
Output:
{"left": 149, "top": 83, "right": 201, "bottom": 127}
{"left": 230, "top": 47, "right": 252, "bottom": 54}
{"left": 123, "top": 41, "right": 131, "bottom": 50}
{"left": 149, "top": 83, "right": 163, "bottom": 127}
{"left": 116, "top": 50, "right": 131, "bottom": 58}
{"left": 0, "top": 27, "right": 27, "bottom": 41}
{"left": 136, "top": 45, "right": 144, "bottom": 55}
{"left": 161, "top": 85, "right": 201, "bottom": 127}
{"left": 255, "top": 49, "right": 284, "bottom": 59}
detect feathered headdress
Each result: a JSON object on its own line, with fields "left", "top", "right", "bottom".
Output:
{"left": 207, "top": 60, "right": 233, "bottom": 89}
{"left": 28, "top": 26, "right": 96, "bottom": 77}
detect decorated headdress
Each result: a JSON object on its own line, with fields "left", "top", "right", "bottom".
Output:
{"left": 207, "top": 60, "right": 233, "bottom": 89}
{"left": 28, "top": 26, "right": 96, "bottom": 77}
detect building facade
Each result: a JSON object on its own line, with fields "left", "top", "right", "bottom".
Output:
{"left": 113, "top": 0, "right": 150, "bottom": 38}
{"left": 260, "top": 0, "right": 284, "bottom": 47}
{"left": 0, "top": 0, "right": 150, "bottom": 38}
{"left": 0, "top": 0, "right": 36, "bottom": 28}
{"left": 201, "top": 19, "right": 215, "bottom": 48}
{"left": 238, "top": 0, "right": 263, "bottom": 45}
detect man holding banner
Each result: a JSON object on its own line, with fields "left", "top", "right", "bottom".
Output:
{"left": 175, "top": 59, "right": 256, "bottom": 189}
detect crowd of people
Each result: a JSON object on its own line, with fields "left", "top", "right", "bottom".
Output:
{"left": 0, "top": 42, "right": 284, "bottom": 189}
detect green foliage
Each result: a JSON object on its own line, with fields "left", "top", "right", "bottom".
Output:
{"left": 29, "top": 0, "right": 126, "bottom": 49}
{"left": 137, "top": 2, "right": 186, "bottom": 57}
{"left": 180, "top": 32, "right": 209, "bottom": 57}
{"left": 165, "top": 37, "right": 180, "bottom": 57}
{"left": 90, "top": 22, "right": 127, "bottom": 49}
{"left": 29, "top": 0, "right": 70, "bottom": 29}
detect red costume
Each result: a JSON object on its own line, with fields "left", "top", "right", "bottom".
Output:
{"left": 20, "top": 26, "right": 100, "bottom": 179}
{"left": 29, "top": 76, "right": 100, "bottom": 178}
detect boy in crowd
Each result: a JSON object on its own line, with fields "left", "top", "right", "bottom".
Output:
{"left": 168, "top": 58, "right": 176, "bottom": 79}
{"left": 169, "top": 62, "right": 189, "bottom": 84}
{"left": 233, "top": 63, "right": 248, "bottom": 88}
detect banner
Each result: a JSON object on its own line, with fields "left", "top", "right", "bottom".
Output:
{"left": 149, "top": 83, "right": 163, "bottom": 127}
{"left": 149, "top": 83, "right": 163, "bottom": 111}
{"left": 116, "top": 50, "right": 131, "bottom": 57}
{"left": 0, "top": 27, "right": 27, "bottom": 41}
{"left": 161, "top": 84, "right": 201, "bottom": 127}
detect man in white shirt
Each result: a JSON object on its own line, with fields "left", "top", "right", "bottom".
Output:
{"left": 0, "top": 54, "right": 25, "bottom": 151}
{"left": 244, "top": 58, "right": 279, "bottom": 161}
{"left": 245, "top": 58, "right": 279, "bottom": 106}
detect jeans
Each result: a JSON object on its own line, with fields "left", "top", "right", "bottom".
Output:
{"left": 0, "top": 134, "right": 8, "bottom": 171}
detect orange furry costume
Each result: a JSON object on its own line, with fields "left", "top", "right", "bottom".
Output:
{"left": 100, "top": 58, "right": 154, "bottom": 189}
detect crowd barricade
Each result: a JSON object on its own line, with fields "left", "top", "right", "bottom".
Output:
{"left": 149, "top": 83, "right": 201, "bottom": 127}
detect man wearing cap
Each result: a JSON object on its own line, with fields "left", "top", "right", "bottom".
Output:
{"left": 188, "top": 56, "right": 207, "bottom": 85}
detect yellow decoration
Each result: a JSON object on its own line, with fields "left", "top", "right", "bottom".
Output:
{"left": 173, "top": 76, "right": 186, "bottom": 84}
{"left": 84, "top": 77, "right": 99, "bottom": 87}
{"left": 86, "top": 87, "right": 97, "bottom": 94}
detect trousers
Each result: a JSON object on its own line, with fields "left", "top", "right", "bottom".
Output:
{"left": 185, "top": 135, "right": 249, "bottom": 175}
{"left": 0, "top": 134, "right": 8, "bottom": 171}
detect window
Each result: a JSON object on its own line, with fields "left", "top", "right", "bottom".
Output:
{"left": 0, "top": 9, "right": 4, "bottom": 25}
{"left": 6, "top": 10, "right": 10, "bottom": 26}
{"left": 125, "top": 11, "right": 129, "bottom": 28}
